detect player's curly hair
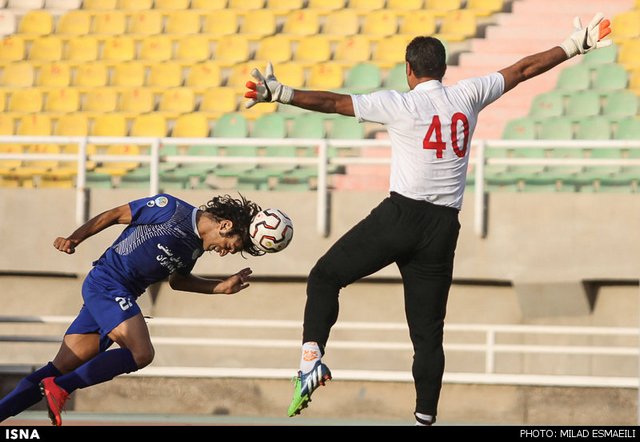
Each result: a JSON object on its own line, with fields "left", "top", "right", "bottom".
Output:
{"left": 406, "top": 36, "right": 447, "bottom": 80}
{"left": 200, "top": 194, "right": 265, "bottom": 257}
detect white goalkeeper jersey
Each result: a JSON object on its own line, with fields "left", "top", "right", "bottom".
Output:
{"left": 351, "top": 72, "right": 505, "bottom": 209}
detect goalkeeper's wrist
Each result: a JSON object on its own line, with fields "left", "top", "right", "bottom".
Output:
{"left": 277, "top": 85, "right": 294, "bottom": 104}
{"left": 560, "top": 39, "right": 579, "bottom": 58}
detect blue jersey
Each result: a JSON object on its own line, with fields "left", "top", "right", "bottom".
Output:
{"left": 88, "top": 194, "right": 204, "bottom": 297}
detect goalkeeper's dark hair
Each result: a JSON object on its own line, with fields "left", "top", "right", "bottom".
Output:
{"left": 200, "top": 194, "right": 265, "bottom": 257}
{"left": 405, "top": 36, "right": 447, "bottom": 80}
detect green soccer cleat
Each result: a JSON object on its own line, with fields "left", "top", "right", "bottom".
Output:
{"left": 287, "top": 360, "right": 332, "bottom": 417}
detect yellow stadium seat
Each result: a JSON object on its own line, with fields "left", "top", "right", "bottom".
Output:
{"left": 118, "top": 0, "right": 153, "bottom": 10}
{"left": 59, "top": 142, "right": 97, "bottom": 173}
{"left": 128, "top": 10, "right": 163, "bottom": 36}
{"left": 45, "top": 88, "right": 80, "bottom": 113}
{"left": 158, "top": 87, "right": 195, "bottom": 117}
{"left": 185, "top": 61, "right": 222, "bottom": 92}
{"left": 228, "top": 0, "right": 264, "bottom": 10}
{"left": 611, "top": 11, "right": 640, "bottom": 42}
{"left": 165, "top": 11, "right": 201, "bottom": 35}
{"left": 91, "top": 11, "right": 126, "bottom": 35}
{"left": 119, "top": 87, "right": 154, "bottom": 115}
{"left": 92, "top": 114, "right": 127, "bottom": 136}
{"left": 283, "top": 9, "right": 320, "bottom": 37}
{"left": 242, "top": 101, "right": 278, "bottom": 120}
{"left": 64, "top": 35, "right": 99, "bottom": 64}
{"left": 131, "top": 113, "right": 166, "bottom": 136}
{"left": 240, "top": 9, "right": 277, "bottom": 40}
{"left": 18, "top": 114, "right": 51, "bottom": 136}
{"left": 293, "top": 35, "right": 331, "bottom": 66}
{"left": 0, "top": 90, "right": 5, "bottom": 112}
{"left": 0, "top": 144, "right": 21, "bottom": 174}
{"left": 139, "top": 35, "right": 173, "bottom": 63}
{"left": 172, "top": 112, "right": 209, "bottom": 137}
{"left": 226, "top": 62, "right": 255, "bottom": 91}
{"left": 111, "top": 61, "right": 146, "bottom": 88}
{"left": 619, "top": 40, "right": 640, "bottom": 71}
{"left": 424, "top": 0, "right": 462, "bottom": 17}
{"left": 101, "top": 36, "right": 136, "bottom": 62}
{"left": 322, "top": 9, "right": 359, "bottom": 39}
{"left": 8, "top": 89, "right": 43, "bottom": 113}
{"left": 274, "top": 61, "right": 305, "bottom": 88}
{"left": 213, "top": 35, "right": 250, "bottom": 67}
{"left": 18, "top": 11, "right": 54, "bottom": 38}
{"left": 266, "top": 0, "right": 304, "bottom": 16}
{"left": 56, "top": 113, "right": 89, "bottom": 136}
{"left": 399, "top": 10, "right": 436, "bottom": 36}
{"left": 435, "top": 9, "right": 477, "bottom": 42}
{"left": 28, "top": 36, "right": 63, "bottom": 65}
{"left": 37, "top": 62, "right": 71, "bottom": 88}
{"left": 83, "top": 0, "right": 117, "bottom": 9}
{"left": 1, "top": 62, "right": 34, "bottom": 88}
{"left": 373, "top": 35, "right": 411, "bottom": 68}
{"left": 154, "top": 0, "right": 190, "bottom": 8}
{"left": 334, "top": 35, "right": 371, "bottom": 65}
{"left": 56, "top": 10, "right": 91, "bottom": 36}
{"left": 466, "top": 0, "right": 504, "bottom": 17}
{"left": 83, "top": 88, "right": 118, "bottom": 114}
{"left": 387, "top": 0, "right": 423, "bottom": 12}
{"left": 147, "top": 61, "right": 183, "bottom": 90}
{"left": 94, "top": 144, "right": 140, "bottom": 175}
{"left": 254, "top": 34, "right": 292, "bottom": 63}
{"left": 308, "top": 62, "right": 343, "bottom": 90}
{"left": 307, "top": 0, "right": 343, "bottom": 13}
{"left": 0, "top": 36, "right": 25, "bottom": 64}
{"left": 53, "top": 114, "right": 90, "bottom": 175}
{"left": 349, "top": 0, "right": 384, "bottom": 12}
{"left": 175, "top": 35, "right": 211, "bottom": 63}
{"left": 191, "top": 0, "right": 227, "bottom": 9}
{"left": 199, "top": 87, "right": 237, "bottom": 119}
{"left": 20, "top": 144, "right": 61, "bottom": 175}
{"left": 0, "top": 113, "right": 13, "bottom": 133}
{"left": 630, "top": 69, "right": 640, "bottom": 95}
{"left": 362, "top": 10, "right": 397, "bottom": 40}
{"left": 73, "top": 61, "right": 108, "bottom": 90}
{"left": 202, "top": 10, "right": 238, "bottom": 39}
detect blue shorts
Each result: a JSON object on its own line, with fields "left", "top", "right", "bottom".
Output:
{"left": 66, "top": 274, "right": 141, "bottom": 352}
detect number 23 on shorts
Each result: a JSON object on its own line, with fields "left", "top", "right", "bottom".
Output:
{"left": 423, "top": 113, "right": 470, "bottom": 159}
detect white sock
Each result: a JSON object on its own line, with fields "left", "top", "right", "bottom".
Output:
{"left": 299, "top": 341, "right": 321, "bottom": 373}
{"left": 415, "top": 412, "right": 435, "bottom": 426}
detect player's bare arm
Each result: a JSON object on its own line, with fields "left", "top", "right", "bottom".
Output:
{"left": 499, "top": 47, "right": 568, "bottom": 94}
{"left": 290, "top": 90, "right": 355, "bottom": 116}
{"left": 53, "top": 204, "right": 132, "bottom": 254}
{"left": 169, "top": 267, "right": 252, "bottom": 295}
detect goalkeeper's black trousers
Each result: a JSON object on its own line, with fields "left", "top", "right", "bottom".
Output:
{"left": 303, "top": 191, "right": 460, "bottom": 417}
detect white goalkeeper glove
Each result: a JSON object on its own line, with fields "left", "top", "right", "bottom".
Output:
{"left": 560, "top": 12, "right": 612, "bottom": 59}
{"left": 244, "top": 62, "right": 294, "bottom": 109}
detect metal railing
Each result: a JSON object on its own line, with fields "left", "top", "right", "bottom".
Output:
{"left": 0, "top": 315, "right": 637, "bottom": 388}
{"left": 0, "top": 136, "right": 638, "bottom": 238}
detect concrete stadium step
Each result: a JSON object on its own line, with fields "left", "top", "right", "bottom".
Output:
{"left": 469, "top": 37, "right": 561, "bottom": 54}
{"left": 512, "top": 0, "right": 634, "bottom": 16}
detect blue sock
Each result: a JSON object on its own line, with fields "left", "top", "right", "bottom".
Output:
{"left": 0, "top": 362, "right": 61, "bottom": 422}
{"left": 55, "top": 348, "right": 138, "bottom": 394}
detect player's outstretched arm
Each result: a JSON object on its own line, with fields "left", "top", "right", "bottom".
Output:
{"left": 499, "top": 12, "right": 611, "bottom": 93}
{"left": 53, "top": 204, "right": 132, "bottom": 254}
{"left": 169, "top": 267, "right": 252, "bottom": 295}
{"left": 244, "top": 62, "right": 354, "bottom": 116}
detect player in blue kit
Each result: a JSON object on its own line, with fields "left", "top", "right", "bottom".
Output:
{"left": 0, "top": 193, "right": 264, "bottom": 426}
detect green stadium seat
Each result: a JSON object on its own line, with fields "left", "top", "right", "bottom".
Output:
{"left": 582, "top": 44, "right": 617, "bottom": 65}
{"left": 615, "top": 117, "right": 640, "bottom": 140}
{"left": 603, "top": 90, "right": 639, "bottom": 122}
{"left": 592, "top": 64, "right": 629, "bottom": 91}
{"left": 212, "top": 113, "right": 257, "bottom": 181}
{"left": 555, "top": 64, "right": 591, "bottom": 93}
{"left": 502, "top": 117, "right": 536, "bottom": 140}
{"left": 529, "top": 91, "right": 564, "bottom": 119}
{"left": 565, "top": 91, "right": 600, "bottom": 119}
{"left": 384, "top": 63, "right": 409, "bottom": 91}
{"left": 340, "top": 63, "right": 382, "bottom": 94}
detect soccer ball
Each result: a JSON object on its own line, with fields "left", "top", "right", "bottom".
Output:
{"left": 249, "top": 208, "right": 294, "bottom": 253}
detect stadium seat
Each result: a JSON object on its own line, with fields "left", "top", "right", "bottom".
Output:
{"left": 436, "top": 10, "right": 477, "bottom": 42}
{"left": 127, "top": 10, "right": 163, "bottom": 36}
{"left": 73, "top": 61, "right": 108, "bottom": 90}
{"left": 529, "top": 91, "right": 564, "bottom": 119}
{"left": 322, "top": 9, "right": 359, "bottom": 39}
{"left": 424, "top": 0, "right": 462, "bottom": 17}
{"left": 92, "top": 114, "right": 127, "bottom": 136}
{"left": 266, "top": 0, "right": 304, "bottom": 16}
{"left": 212, "top": 112, "right": 256, "bottom": 180}
{"left": 8, "top": 89, "right": 43, "bottom": 113}
{"left": 610, "top": 10, "right": 640, "bottom": 42}
{"left": 350, "top": 0, "right": 385, "bottom": 12}
{"left": 154, "top": 0, "right": 190, "bottom": 8}
{"left": 581, "top": 44, "right": 617, "bottom": 65}
{"left": 118, "top": 0, "right": 153, "bottom": 10}
{"left": 91, "top": 11, "right": 126, "bottom": 35}
{"left": 0, "top": 144, "right": 22, "bottom": 175}
{"left": 228, "top": 0, "right": 264, "bottom": 10}
{"left": 175, "top": 35, "right": 211, "bottom": 63}
{"left": 334, "top": 35, "right": 371, "bottom": 65}
{"left": 19, "top": 144, "right": 61, "bottom": 178}
{"left": 293, "top": 35, "right": 331, "bottom": 66}
{"left": 64, "top": 36, "right": 99, "bottom": 64}
{"left": 147, "top": 61, "right": 183, "bottom": 90}
{"left": 83, "top": 0, "right": 117, "bottom": 9}
{"left": 252, "top": 112, "right": 287, "bottom": 139}
{"left": 0, "top": 10, "right": 16, "bottom": 38}
{"left": 94, "top": 144, "right": 141, "bottom": 176}
{"left": 191, "top": 0, "right": 228, "bottom": 9}
{"left": 290, "top": 113, "right": 325, "bottom": 140}
{"left": 615, "top": 117, "right": 640, "bottom": 140}
{"left": 199, "top": 87, "right": 237, "bottom": 119}
{"left": 56, "top": 11, "right": 91, "bottom": 36}
{"left": 307, "top": 0, "right": 344, "bottom": 13}
{"left": 82, "top": 88, "right": 118, "bottom": 115}
{"left": 185, "top": 61, "right": 221, "bottom": 92}
{"left": 28, "top": 36, "right": 63, "bottom": 65}
{"left": 383, "top": 63, "right": 409, "bottom": 91}
{"left": 575, "top": 117, "right": 621, "bottom": 177}
{"left": 565, "top": 91, "right": 601, "bottom": 119}
{"left": 226, "top": 62, "right": 256, "bottom": 92}
{"left": 101, "top": 36, "right": 136, "bottom": 63}
{"left": 328, "top": 116, "right": 365, "bottom": 159}
{"left": 240, "top": 9, "right": 277, "bottom": 40}
{"left": 466, "top": 0, "right": 504, "bottom": 16}
{"left": 37, "top": 62, "right": 71, "bottom": 88}
{"left": 139, "top": 35, "right": 173, "bottom": 63}
{"left": 274, "top": 62, "right": 305, "bottom": 89}
{"left": 340, "top": 63, "right": 381, "bottom": 94}
{"left": 0, "top": 36, "right": 25, "bottom": 65}
{"left": 158, "top": 87, "right": 195, "bottom": 117}
{"left": 629, "top": 69, "right": 640, "bottom": 95}
{"left": 282, "top": 9, "right": 320, "bottom": 37}
{"left": 172, "top": 112, "right": 210, "bottom": 138}
{"left": 131, "top": 113, "right": 167, "bottom": 137}
{"left": 165, "top": 11, "right": 201, "bottom": 35}
{"left": 575, "top": 116, "right": 611, "bottom": 141}
{"left": 555, "top": 64, "right": 591, "bottom": 93}
{"left": 254, "top": 35, "right": 293, "bottom": 64}
{"left": 386, "top": 0, "right": 423, "bottom": 12}
{"left": 18, "top": 10, "right": 54, "bottom": 39}
{"left": 45, "top": 88, "right": 80, "bottom": 113}
{"left": 202, "top": 10, "right": 238, "bottom": 39}
{"left": 372, "top": 35, "right": 410, "bottom": 68}
{"left": 250, "top": 113, "right": 295, "bottom": 178}
{"left": 0, "top": 62, "right": 34, "bottom": 88}
{"left": 618, "top": 40, "right": 640, "bottom": 71}
{"left": 0, "top": 90, "right": 5, "bottom": 112}
{"left": 603, "top": 90, "right": 639, "bottom": 122}
{"left": 308, "top": 63, "right": 344, "bottom": 90}
{"left": 362, "top": 10, "right": 397, "bottom": 39}
{"left": 17, "top": 114, "right": 52, "bottom": 136}
{"left": 213, "top": 35, "right": 250, "bottom": 67}
{"left": 539, "top": 117, "right": 573, "bottom": 141}
{"left": 110, "top": 61, "right": 145, "bottom": 89}
{"left": 592, "top": 64, "right": 628, "bottom": 91}
{"left": 119, "top": 87, "right": 155, "bottom": 115}
{"left": 502, "top": 117, "right": 536, "bottom": 140}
